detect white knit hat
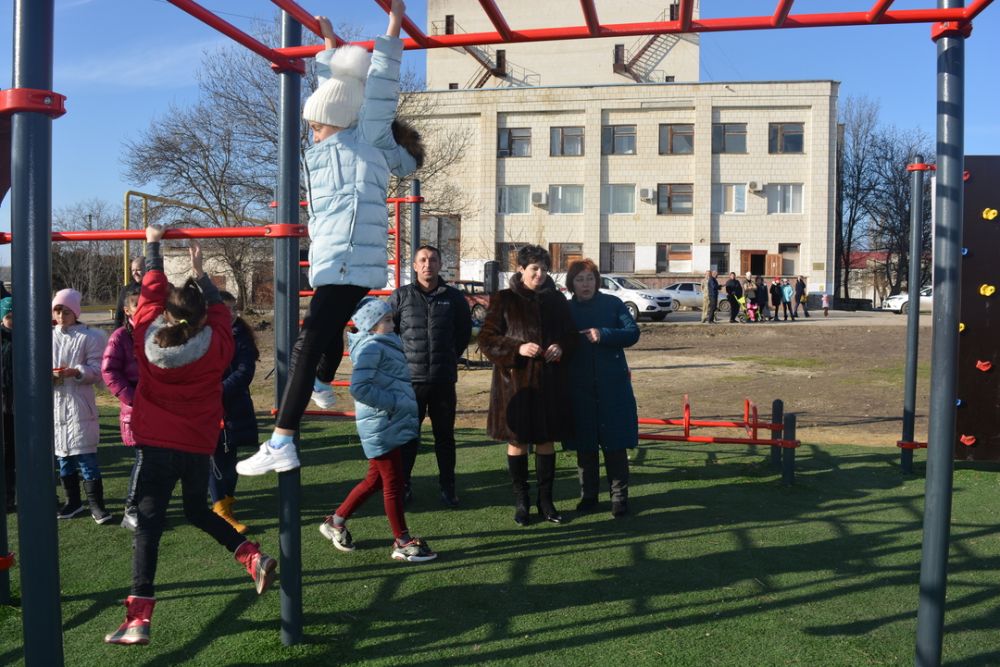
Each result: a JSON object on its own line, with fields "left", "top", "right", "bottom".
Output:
{"left": 303, "top": 45, "right": 371, "bottom": 129}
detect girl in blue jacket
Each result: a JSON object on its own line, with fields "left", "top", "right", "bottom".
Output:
{"left": 239, "top": 0, "right": 422, "bottom": 477}
{"left": 319, "top": 297, "right": 436, "bottom": 562}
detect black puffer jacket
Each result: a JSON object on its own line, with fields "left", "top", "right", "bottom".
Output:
{"left": 388, "top": 281, "right": 472, "bottom": 384}
{"left": 219, "top": 318, "right": 259, "bottom": 447}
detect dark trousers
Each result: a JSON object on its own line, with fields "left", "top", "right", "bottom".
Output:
{"left": 706, "top": 296, "right": 718, "bottom": 323}
{"left": 576, "top": 449, "right": 630, "bottom": 502}
{"left": 794, "top": 296, "right": 810, "bottom": 317}
{"left": 727, "top": 295, "right": 739, "bottom": 322}
{"left": 335, "top": 448, "right": 408, "bottom": 539}
{"left": 275, "top": 284, "right": 369, "bottom": 430}
{"left": 400, "top": 383, "right": 457, "bottom": 492}
{"left": 131, "top": 445, "right": 246, "bottom": 597}
{"left": 782, "top": 302, "right": 794, "bottom": 319}
{"left": 124, "top": 448, "right": 139, "bottom": 509}
{"left": 209, "top": 434, "right": 240, "bottom": 503}
{"left": 2, "top": 412, "right": 13, "bottom": 507}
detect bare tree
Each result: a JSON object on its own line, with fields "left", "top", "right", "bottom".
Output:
{"left": 837, "top": 96, "right": 880, "bottom": 299}
{"left": 865, "top": 125, "right": 934, "bottom": 296}
{"left": 52, "top": 199, "right": 124, "bottom": 304}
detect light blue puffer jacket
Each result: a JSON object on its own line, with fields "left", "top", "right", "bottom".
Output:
{"left": 348, "top": 331, "right": 419, "bottom": 459}
{"left": 304, "top": 35, "right": 418, "bottom": 289}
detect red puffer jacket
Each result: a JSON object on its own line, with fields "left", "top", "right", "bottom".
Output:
{"left": 131, "top": 269, "right": 234, "bottom": 454}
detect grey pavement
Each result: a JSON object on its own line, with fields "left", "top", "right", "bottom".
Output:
{"left": 659, "top": 308, "right": 933, "bottom": 327}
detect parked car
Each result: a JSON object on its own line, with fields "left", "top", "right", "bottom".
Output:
{"left": 881, "top": 286, "right": 933, "bottom": 314}
{"left": 662, "top": 281, "right": 731, "bottom": 312}
{"left": 453, "top": 280, "right": 491, "bottom": 322}
{"left": 596, "top": 274, "right": 673, "bottom": 321}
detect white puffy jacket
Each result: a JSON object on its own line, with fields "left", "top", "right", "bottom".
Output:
{"left": 52, "top": 323, "right": 106, "bottom": 457}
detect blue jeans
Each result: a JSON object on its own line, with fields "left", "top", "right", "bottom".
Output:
{"left": 57, "top": 452, "right": 101, "bottom": 481}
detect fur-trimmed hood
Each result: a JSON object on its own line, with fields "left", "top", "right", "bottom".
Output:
{"left": 143, "top": 315, "right": 213, "bottom": 369}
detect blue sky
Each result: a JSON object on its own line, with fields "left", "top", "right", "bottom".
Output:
{"left": 2, "top": 0, "right": 999, "bottom": 245}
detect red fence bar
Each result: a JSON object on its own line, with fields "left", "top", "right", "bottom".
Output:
{"left": 165, "top": 0, "right": 303, "bottom": 72}
{"left": 0, "top": 224, "right": 308, "bottom": 244}
{"left": 639, "top": 433, "right": 799, "bottom": 448}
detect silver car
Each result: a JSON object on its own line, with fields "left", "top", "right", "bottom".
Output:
{"left": 662, "top": 281, "right": 732, "bottom": 312}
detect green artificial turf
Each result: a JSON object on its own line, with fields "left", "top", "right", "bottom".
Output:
{"left": 1, "top": 412, "right": 999, "bottom": 666}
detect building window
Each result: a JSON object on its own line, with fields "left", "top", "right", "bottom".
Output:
{"left": 498, "top": 128, "right": 531, "bottom": 157}
{"left": 496, "top": 242, "right": 528, "bottom": 271}
{"left": 548, "top": 185, "right": 584, "bottom": 214}
{"left": 711, "top": 243, "right": 730, "bottom": 274}
{"left": 656, "top": 183, "right": 693, "bottom": 215}
{"left": 778, "top": 243, "right": 800, "bottom": 275}
{"left": 601, "top": 125, "right": 637, "bottom": 155}
{"left": 769, "top": 123, "right": 804, "bottom": 154}
{"left": 601, "top": 184, "right": 635, "bottom": 214}
{"left": 711, "top": 183, "right": 747, "bottom": 214}
{"left": 712, "top": 123, "right": 747, "bottom": 154}
{"left": 766, "top": 183, "right": 804, "bottom": 214}
{"left": 600, "top": 242, "right": 635, "bottom": 273}
{"left": 497, "top": 185, "right": 530, "bottom": 214}
{"left": 658, "top": 123, "right": 694, "bottom": 155}
{"left": 549, "top": 242, "right": 583, "bottom": 272}
{"left": 656, "top": 243, "right": 692, "bottom": 273}
{"left": 550, "top": 126, "right": 584, "bottom": 156}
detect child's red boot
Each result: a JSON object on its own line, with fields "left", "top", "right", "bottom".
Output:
{"left": 234, "top": 541, "right": 277, "bottom": 594}
{"left": 104, "top": 595, "right": 156, "bottom": 645}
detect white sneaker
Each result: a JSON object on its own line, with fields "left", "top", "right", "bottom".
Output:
{"left": 311, "top": 386, "right": 336, "bottom": 409}
{"left": 236, "top": 441, "right": 301, "bottom": 476}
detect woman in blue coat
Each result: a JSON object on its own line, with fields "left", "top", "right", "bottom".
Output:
{"left": 563, "top": 259, "right": 640, "bottom": 518}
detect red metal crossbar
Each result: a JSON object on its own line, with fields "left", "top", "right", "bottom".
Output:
{"left": 898, "top": 440, "right": 929, "bottom": 450}
{"left": 0, "top": 225, "right": 308, "bottom": 244}
{"left": 0, "top": 552, "right": 14, "bottom": 571}
{"left": 638, "top": 395, "right": 795, "bottom": 448}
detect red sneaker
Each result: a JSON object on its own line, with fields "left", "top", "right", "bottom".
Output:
{"left": 104, "top": 595, "right": 156, "bottom": 645}
{"left": 234, "top": 541, "right": 277, "bottom": 594}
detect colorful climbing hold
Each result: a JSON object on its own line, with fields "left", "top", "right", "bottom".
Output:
{"left": 976, "top": 360, "right": 992, "bottom": 372}
{"left": 983, "top": 207, "right": 999, "bottom": 221}
{"left": 959, "top": 434, "right": 977, "bottom": 446}
{"left": 979, "top": 284, "right": 996, "bottom": 297}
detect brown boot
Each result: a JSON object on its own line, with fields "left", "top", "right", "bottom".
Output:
{"left": 213, "top": 496, "right": 248, "bottom": 534}
{"left": 104, "top": 595, "right": 156, "bottom": 645}
{"left": 234, "top": 541, "right": 276, "bottom": 595}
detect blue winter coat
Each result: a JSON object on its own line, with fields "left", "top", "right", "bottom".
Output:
{"left": 348, "top": 331, "right": 419, "bottom": 459}
{"left": 563, "top": 292, "right": 640, "bottom": 452}
{"left": 304, "top": 36, "right": 418, "bottom": 290}
{"left": 219, "top": 318, "right": 259, "bottom": 448}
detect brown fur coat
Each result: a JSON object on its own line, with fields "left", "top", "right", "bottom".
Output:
{"left": 478, "top": 274, "right": 577, "bottom": 444}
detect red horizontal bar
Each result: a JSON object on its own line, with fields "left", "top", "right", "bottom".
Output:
{"left": 0, "top": 88, "right": 66, "bottom": 118}
{"left": 269, "top": 0, "right": 346, "bottom": 46}
{"left": 299, "top": 260, "right": 309, "bottom": 267}
{"left": 166, "top": 0, "right": 303, "bottom": 73}
{"left": 299, "top": 289, "right": 392, "bottom": 298}
{"left": 0, "top": 225, "right": 308, "bottom": 245}
{"left": 637, "top": 417, "right": 781, "bottom": 432}
{"left": 907, "top": 162, "right": 937, "bottom": 172}
{"left": 639, "top": 433, "right": 800, "bottom": 448}
{"left": 897, "top": 440, "right": 928, "bottom": 449}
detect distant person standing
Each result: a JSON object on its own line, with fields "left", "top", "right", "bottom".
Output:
{"left": 388, "top": 245, "right": 472, "bottom": 508}
{"left": 724, "top": 272, "right": 742, "bottom": 323}
{"left": 794, "top": 276, "right": 810, "bottom": 318}
{"left": 700, "top": 270, "right": 719, "bottom": 324}
{"left": 114, "top": 257, "right": 145, "bottom": 328}
{"left": 781, "top": 279, "right": 796, "bottom": 321}
{"left": 769, "top": 277, "right": 783, "bottom": 322}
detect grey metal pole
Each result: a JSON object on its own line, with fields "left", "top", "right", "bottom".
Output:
{"left": 915, "top": 5, "right": 964, "bottom": 665}
{"left": 901, "top": 157, "right": 926, "bottom": 474}
{"left": 770, "top": 399, "right": 783, "bottom": 468}
{"left": 409, "top": 179, "right": 421, "bottom": 285}
{"left": 275, "top": 12, "right": 302, "bottom": 647}
{"left": 10, "top": 0, "right": 65, "bottom": 664}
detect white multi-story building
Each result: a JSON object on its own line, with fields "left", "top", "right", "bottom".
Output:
{"left": 412, "top": 1, "right": 838, "bottom": 294}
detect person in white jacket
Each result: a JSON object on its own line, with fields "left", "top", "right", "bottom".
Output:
{"left": 52, "top": 288, "right": 111, "bottom": 523}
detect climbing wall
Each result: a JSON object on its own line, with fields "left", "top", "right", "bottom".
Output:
{"left": 955, "top": 155, "right": 1000, "bottom": 461}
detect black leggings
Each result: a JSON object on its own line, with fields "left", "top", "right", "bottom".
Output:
{"left": 275, "top": 284, "right": 369, "bottom": 430}
{"left": 131, "top": 445, "right": 246, "bottom": 597}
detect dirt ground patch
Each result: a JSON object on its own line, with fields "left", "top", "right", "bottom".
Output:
{"left": 195, "top": 313, "right": 928, "bottom": 449}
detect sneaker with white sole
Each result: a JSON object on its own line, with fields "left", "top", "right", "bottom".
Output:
{"left": 311, "top": 386, "right": 336, "bottom": 409}
{"left": 235, "top": 441, "right": 300, "bottom": 476}
{"left": 319, "top": 518, "right": 355, "bottom": 552}
{"left": 391, "top": 537, "right": 437, "bottom": 563}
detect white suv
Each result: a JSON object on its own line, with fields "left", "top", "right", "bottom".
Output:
{"left": 598, "top": 275, "right": 673, "bottom": 321}
{"left": 882, "top": 286, "right": 933, "bottom": 314}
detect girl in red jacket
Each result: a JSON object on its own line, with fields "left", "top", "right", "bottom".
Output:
{"left": 105, "top": 225, "right": 277, "bottom": 646}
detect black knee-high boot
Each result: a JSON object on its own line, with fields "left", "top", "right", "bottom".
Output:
{"left": 535, "top": 453, "right": 563, "bottom": 524}
{"left": 507, "top": 454, "right": 530, "bottom": 526}
{"left": 604, "top": 450, "right": 631, "bottom": 518}
{"left": 57, "top": 473, "right": 85, "bottom": 519}
{"left": 84, "top": 478, "right": 113, "bottom": 525}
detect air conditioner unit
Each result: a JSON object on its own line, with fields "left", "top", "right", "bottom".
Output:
{"left": 748, "top": 181, "right": 764, "bottom": 193}
{"left": 639, "top": 187, "right": 654, "bottom": 202}
{"left": 531, "top": 191, "right": 548, "bottom": 206}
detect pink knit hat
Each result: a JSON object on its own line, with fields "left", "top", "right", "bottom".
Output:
{"left": 52, "top": 288, "right": 82, "bottom": 318}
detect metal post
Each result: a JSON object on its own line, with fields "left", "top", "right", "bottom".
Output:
{"left": 10, "top": 0, "right": 65, "bottom": 664}
{"left": 0, "top": 406, "right": 7, "bottom": 604}
{"left": 781, "top": 414, "right": 796, "bottom": 486}
{"left": 770, "top": 399, "right": 783, "bottom": 468}
{"left": 275, "top": 11, "right": 302, "bottom": 647}
{"left": 915, "top": 5, "right": 964, "bottom": 665}
{"left": 901, "top": 157, "right": 926, "bottom": 474}
{"left": 409, "top": 179, "right": 421, "bottom": 285}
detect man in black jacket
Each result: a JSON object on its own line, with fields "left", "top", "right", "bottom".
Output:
{"left": 724, "top": 272, "right": 742, "bottom": 323}
{"left": 388, "top": 245, "right": 472, "bottom": 508}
